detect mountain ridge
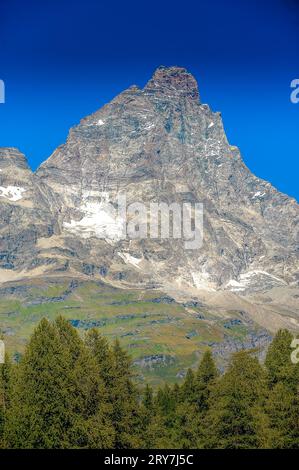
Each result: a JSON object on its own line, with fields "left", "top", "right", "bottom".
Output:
{"left": 0, "top": 67, "right": 298, "bottom": 357}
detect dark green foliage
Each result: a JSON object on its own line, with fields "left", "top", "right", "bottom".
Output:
{"left": 156, "top": 383, "right": 176, "bottom": 416}
{"left": 108, "top": 339, "right": 141, "bottom": 448}
{"left": 180, "top": 368, "right": 195, "bottom": 403}
{"left": 5, "top": 318, "right": 114, "bottom": 448}
{"left": 0, "top": 321, "right": 298, "bottom": 449}
{"left": 265, "top": 382, "right": 299, "bottom": 448}
{"left": 145, "top": 384, "right": 176, "bottom": 449}
{"left": 194, "top": 350, "right": 218, "bottom": 412}
{"left": 85, "top": 328, "right": 114, "bottom": 388}
{"left": 143, "top": 384, "right": 154, "bottom": 411}
{"left": 196, "top": 350, "right": 218, "bottom": 385}
{"left": 203, "top": 351, "right": 270, "bottom": 449}
{"left": 139, "top": 385, "right": 157, "bottom": 448}
{"left": 0, "top": 354, "right": 11, "bottom": 448}
{"left": 86, "top": 331, "right": 140, "bottom": 448}
{"left": 265, "top": 329, "right": 298, "bottom": 389}
{"left": 265, "top": 329, "right": 299, "bottom": 448}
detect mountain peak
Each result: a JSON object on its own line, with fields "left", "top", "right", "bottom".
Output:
{"left": 144, "top": 65, "right": 200, "bottom": 102}
{"left": 0, "top": 147, "right": 31, "bottom": 171}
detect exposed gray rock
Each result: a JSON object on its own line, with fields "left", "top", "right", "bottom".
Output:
{"left": 151, "top": 296, "right": 175, "bottom": 304}
{"left": 133, "top": 354, "right": 176, "bottom": 369}
{"left": 69, "top": 319, "right": 106, "bottom": 329}
{"left": 209, "top": 330, "right": 272, "bottom": 364}
{"left": 0, "top": 66, "right": 298, "bottom": 337}
{"left": 0, "top": 148, "right": 57, "bottom": 272}
{"left": 33, "top": 66, "right": 298, "bottom": 295}
{"left": 186, "top": 330, "right": 198, "bottom": 339}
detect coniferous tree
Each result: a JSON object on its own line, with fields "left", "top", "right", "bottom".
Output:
{"left": 139, "top": 384, "right": 158, "bottom": 448}
{"left": 0, "top": 353, "right": 11, "bottom": 449}
{"left": 265, "top": 329, "right": 298, "bottom": 389}
{"left": 203, "top": 351, "right": 270, "bottom": 449}
{"left": 156, "top": 383, "right": 176, "bottom": 416}
{"left": 196, "top": 350, "right": 218, "bottom": 385}
{"left": 266, "top": 382, "right": 299, "bottom": 448}
{"left": 265, "top": 329, "right": 299, "bottom": 448}
{"left": 172, "top": 351, "right": 219, "bottom": 449}
{"left": 5, "top": 318, "right": 114, "bottom": 448}
{"left": 173, "top": 402, "right": 199, "bottom": 449}
{"left": 109, "top": 339, "right": 141, "bottom": 448}
{"left": 143, "top": 384, "right": 154, "bottom": 411}
{"left": 154, "top": 383, "right": 179, "bottom": 448}
{"left": 172, "top": 383, "right": 181, "bottom": 403}
{"left": 85, "top": 328, "right": 114, "bottom": 388}
{"left": 194, "top": 350, "right": 218, "bottom": 413}
{"left": 180, "top": 368, "right": 195, "bottom": 403}
{"left": 54, "top": 317, "right": 114, "bottom": 448}
{"left": 3, "top": 317, "right": 299, "bottom": 449}
{"left": 6, "top": 319, "right": 72, "bottom": 448}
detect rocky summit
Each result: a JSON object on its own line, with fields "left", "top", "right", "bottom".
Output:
{"left": 0, "top": 66, "right": 298, "bottom": 381}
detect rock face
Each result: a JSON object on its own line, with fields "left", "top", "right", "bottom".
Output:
{"left": 0, "top": 148, "right": 55, "bottom": 274}
{"left": 0, "top": 66, "right": 298, "bottom": 332}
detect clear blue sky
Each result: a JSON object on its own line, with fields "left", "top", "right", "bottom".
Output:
{"left": 0, "top": 0, "right": 298, "bottom": 200}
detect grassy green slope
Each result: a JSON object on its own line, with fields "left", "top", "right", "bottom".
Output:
{"left": 0, "top": 277, "right": 270, "bottom": 385}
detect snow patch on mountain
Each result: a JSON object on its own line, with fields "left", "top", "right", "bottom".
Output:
{"left": 63, "top": 196, "right": 125, "bottom": 241}
{"left": 118, "top": 252, "right": 142, "bottom": 269}
{"left": 0, "top": 186, "right": 26, "bottom": 202}
{"left": 226, "top": 270, "right": 287, "bottom": 292}
{"left": 191, "top": 271, "right": 215, "bottom": 291}
{"left": 252, "top": 191, "right": 266, "bottom": 199}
